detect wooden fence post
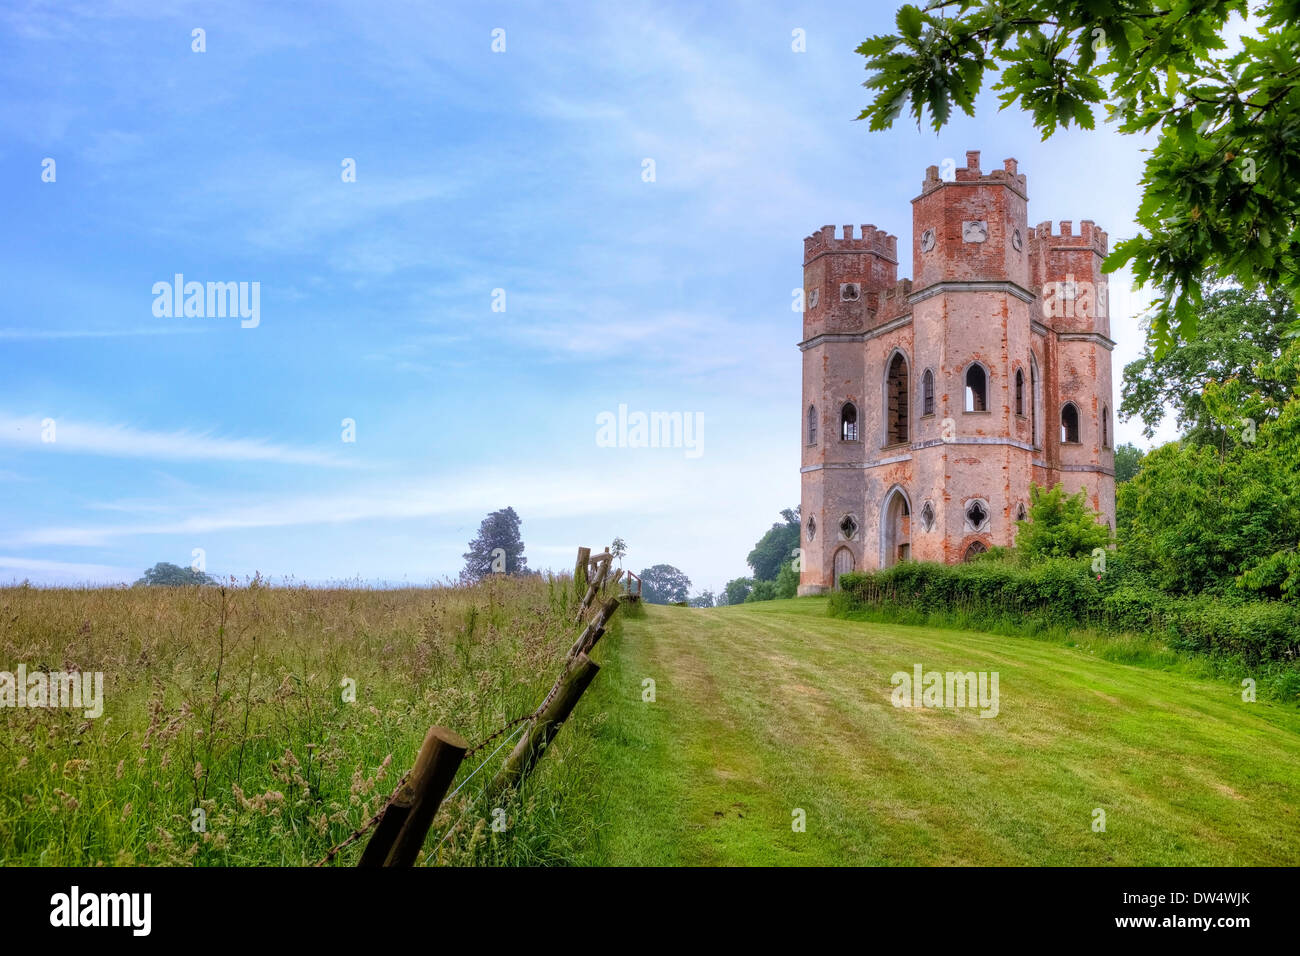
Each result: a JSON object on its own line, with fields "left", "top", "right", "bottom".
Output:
{"left": 485, "top": 653, "right": 599, "bottom": 804}
{"left": 358, "top": 725, "right": 468, "bottom": 868}
{"left": 575, "top": 547, "right": 591, "bottom": 593}
{"left": 567, "top": 596, "right": 621, "bottom": 659}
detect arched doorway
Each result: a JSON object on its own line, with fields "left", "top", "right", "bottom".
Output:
{"left": 881, "top": 486, "right": 911, "bottom": 567}
{"left": 832, "top": 547, "right": 855, "bottom": 588}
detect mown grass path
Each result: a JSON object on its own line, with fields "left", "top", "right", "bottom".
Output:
{"left": 580, "top": 598, "right": 1300, "bottom": 865}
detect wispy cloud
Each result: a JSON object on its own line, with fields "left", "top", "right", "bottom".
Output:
{"left": 0, "top": 554, "right": 135, "bottom": 583}
{"left": 0, "top": 415, "right": 358, "bottom": 468}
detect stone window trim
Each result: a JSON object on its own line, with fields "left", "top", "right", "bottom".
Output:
{"left": 1014, "top": 366, "right": 1027, "bottom": 418}
{"left": 807, "top": 404, "right": 817, "bottom": 446}
{"left": 963, "top": 497, "right": 991, "bottom": 534}
{"left": 921, "top": 367, "right": 936, "bottom": 418}
{"left": 840, "top": 401, "right": 860, "bottom": 442}
{"left": 963, "top": 361, "right": 990, "bottom": 413}
{"left": 1061, "top": 401, "right": 1082, "bottom": 444}
{"left": 883, "top": 348, "right": 910, "bottom": 447}
{"left": 838, "top": 513, "right": 860, "bottom": 541}
{"left": 919, "top": 499, "right": 936, "bottom": 532}
{"left": 806, "top": 514, "right": 817, "bottom": 541}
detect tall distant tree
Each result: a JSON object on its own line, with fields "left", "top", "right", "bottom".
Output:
{"left": 134, "top": 562, "right": 214, "bottom": 586}
{"left": 1122, "top": 285, "right": 1292, "bottom": 444}
{"left": 461, "top": 507, "right": 528, "bottom": 582}
{"left": 1113, "top": 443, "right": 1145, "bottom": 484}
{"left": 746, "top": 507, "right": 801, "bottom": 582}
{"left": 722, "top": 577, "right": 753, "bottom": 606}
{"left": 688, "top": 589, "right": 716, "bottom": 608}
{"left": 609, "top": 537, "right": 628, "bottom": 567}
{"left": 638, "top": 564, "right": 691, "bottom": 605}
{"left": 857, "top": 1, "right": 1300, "bottom": 351}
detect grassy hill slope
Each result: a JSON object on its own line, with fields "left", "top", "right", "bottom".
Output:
{"left": 578, "top": 598, "right": 1300, "bottom": 865}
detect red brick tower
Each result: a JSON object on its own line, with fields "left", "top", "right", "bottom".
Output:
{"left": 798, "top": 151, "right": 1115, "bottom": 594}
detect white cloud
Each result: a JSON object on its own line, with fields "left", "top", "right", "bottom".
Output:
{"left": 0, "top": 414, "right": 357, "bottom": 468}
{"left": 0, "top": 555, "right": 136, "bottom": 584}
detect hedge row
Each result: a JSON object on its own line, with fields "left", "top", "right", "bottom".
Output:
{"left": 830, "top": 558, "right": 1300, "bottom": 664}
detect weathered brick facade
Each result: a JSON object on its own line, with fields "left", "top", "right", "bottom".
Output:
{"left": 798, "top": 151, "right": 1116, "bottom": 594}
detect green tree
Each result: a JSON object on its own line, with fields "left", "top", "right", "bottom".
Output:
{"left": 746, "top": 507, "right": 801, "bottom": 582}
{"left": 723, "top": 577, "right": 753, "bottom": 606}
{"left": 688, "top": 589, "right": 716, "bottom": 608}
{"left": 609, "top": 537, "right": 628, "bottom": 567}
{"left": 134, "top": 562, "right": 214, "bottom": 587}
{"left": 745, "top": 580, "right": 779, "bottom": 602}
{"left": 639, "top": 564, "right": 692, "bottom": 604}
{"left": 1201, "top": 338, "right": 1300, "bottom": 598}
{"left": 774, "top": 560, "right": 800, "bottom": 599}
{"left": 1114, "top": 442, "right": 1145, "bottom": 484}
{"left": 1117, "top": 442, "right": 1274, "bottom": 594}
{"left": 461, "top": 507, "right": 528, "bottom": 582}
{"left": 1015, "top": 483, "right": 1111, "bottom": 563}
{"left": 857, "top": 1, "right": 1300, "bottom": 349}
{"left": 1122, "top": 285, "right": 1292, "bottom": 443}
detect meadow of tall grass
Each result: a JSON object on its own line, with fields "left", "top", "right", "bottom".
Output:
{"left": 0, "top": 574, "right": 616, "bottom": 866}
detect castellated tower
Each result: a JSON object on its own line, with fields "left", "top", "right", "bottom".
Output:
{"left": 799, "top": 150, "right": 1116, "bottom": 594}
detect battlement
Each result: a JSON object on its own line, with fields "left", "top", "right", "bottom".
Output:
{"left": 921, "top": 150, "right": 1028, "bottom": 194}
{"left": 1029, "top": 219, "right": 1108, "bottom": 255}
{"left": 804, "top": 223, "right": 898, "bottom": 262}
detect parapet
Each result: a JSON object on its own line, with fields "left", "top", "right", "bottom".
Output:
{"left": 804, "top": 223, "right": 898, "bottom": 263}
{"left": 1028, "top": 219, "right": 1109, "bottom": 256}
{"left": 921, "top": 150, "right": 1028, "bottom": 194}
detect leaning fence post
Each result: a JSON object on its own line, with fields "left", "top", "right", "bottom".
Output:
{"left": 358, "top": 725, "right": 467, "bottom": 868}
{"left": 485, "top": 653, "right": 599, "bottom": 804}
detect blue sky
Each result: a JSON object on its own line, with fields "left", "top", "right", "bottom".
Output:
{"left": 0, "top": 1, "right": 1174, "bottom": 591}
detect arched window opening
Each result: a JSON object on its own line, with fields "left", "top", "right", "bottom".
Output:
{"left": 965, "top": 364, "right": 987, "bottom": 412}
{"left": 808, "top": 405, "right": 817, "bottom": 445}
{"left": 886, "top": 353, "right": 909, "bottom": 445}
{"left": 839, "top": 515, "right": 859, "bottom": 540}
{"left": 1030, "top": 355, "right": 1040, "bottom": 447}
{"left": 965, "top": 499, "right": 989, "bottom": 531}
{"left": 1016, "top": 502, "right": 1027, "bottom": 522}
{"left": 963, "top": 541, "right": 988, "bottom": 562}
{"left": 1015, "top": 368, "right": 1025, "bottom": 416}
{"left": 1061, "top": 402, "right": 1080, "bottom": 444}
{"left": 841, "top": 403, "right": 858, "bottom": 442}
{"left": 1102, "top": 404, "right": 1110, "bottom": 449}
{"left": 919, "top": 500, "right": 935, "bottom": 532}
{"left": 806, "top": 515, "right": 816, "bottom": 540}
{"left": 922, "top": 369, "right": 935, "bottom": 416}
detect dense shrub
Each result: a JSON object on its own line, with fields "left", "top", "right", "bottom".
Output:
{"left": 831, "top": 558, "right": 1300, "bottom": 665}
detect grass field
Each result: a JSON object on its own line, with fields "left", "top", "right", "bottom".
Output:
{"left": 578, "top": 597, "right": 1300, "bottom": 865}
{"left": 5, "top": 582, "right": 1297, "bottom": 867}
{"left": 0, "top": 577, "right": 608, "bottom": 866}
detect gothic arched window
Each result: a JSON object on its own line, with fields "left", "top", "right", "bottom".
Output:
{"left": 1061, "top": 402, "right": 1081, "bottom": 444}
{"left": 1015, "top": 368, "right": 1025, "bottom": 416}
{"left": 841, "top": 403, "right": 858, "bottom": 442}
{"left": 808, "top": 405, "right": 817, "bottom": 445}
{"left": 922, "top": 369, "right": 934, "bottom": 417}
{"left": 886, "top": 352, "right": 909, "bottom": 445}
{"left": 1030, "top": 354, "right": 1041, "bottom": 447}
{"left": 965, "top": 364, "right": 987, "bottom": 412}
{"left": 1102, "top": 404, "right": 1111, "bottom": 449}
